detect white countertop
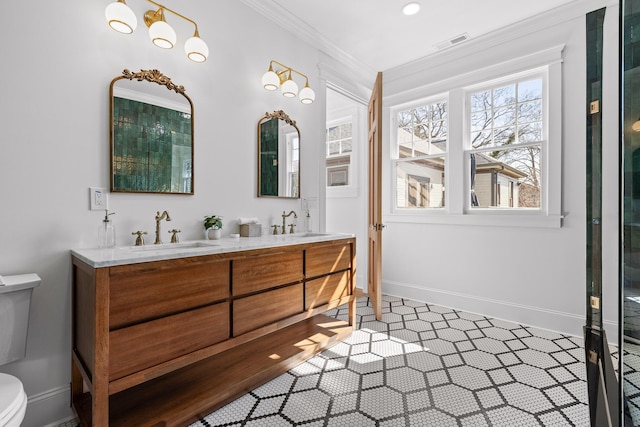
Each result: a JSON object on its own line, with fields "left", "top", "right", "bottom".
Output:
{"left": 71, "top": 232, "right": 355, "bottom": 267}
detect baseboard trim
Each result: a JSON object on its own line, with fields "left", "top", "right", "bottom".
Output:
{"left": 383, "top": 279, "right": 618, "bottom": 344}
{"left": 23, "top": 383, "right": 75, "bottom": 427}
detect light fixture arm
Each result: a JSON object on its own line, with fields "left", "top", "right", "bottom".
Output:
{"left": 144, "top": 0, "right": 200, "bottom": 35}
{"left": 268, "top": 60, "right": 309, "bottom": 84}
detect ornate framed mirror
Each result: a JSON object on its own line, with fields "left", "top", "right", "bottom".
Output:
{"left": 110, "top": 69, "right": 194, "bottom": 194}
{"left": 257, "top": 110, "right": 300, "bottom": 198}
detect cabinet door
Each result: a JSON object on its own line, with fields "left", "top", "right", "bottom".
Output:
{"left": 305, "top": 270, "right": 351, "bottom": 310}
{"left": 305, "top": 242, "right": 352, "bottom": 278}
{"left": 109, "top": 302, "right": 230, "bottom": 380}
{"left": 233, "top": 284, "right": 303, "bottom": 336}
{"left": 109, "top": 258, "right": 230, "bottom": 329}
{"left": 233, "top": 251, "right": 303, "bottom": 296}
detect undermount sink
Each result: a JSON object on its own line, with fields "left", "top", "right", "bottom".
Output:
{"left": 127, "top": 241, "right": 218, "bottom": 252}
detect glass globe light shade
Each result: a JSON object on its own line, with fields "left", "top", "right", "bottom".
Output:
{"left": 185, "top": 36, "right": 209, "bottom": 62}
{"left": 261, "top": 70, "right": 280, "bottom": 91}
{"left": 105, "top": 1, "right": 138, "bottom": 34}
{"left": 299, "top": 86, "right": 315, "bottom": 104}
{"left": 281, "top": 78, "right": 298, "bottom": 98}
{"left": 149, "top": 21, "right": 176, "bottom": 49}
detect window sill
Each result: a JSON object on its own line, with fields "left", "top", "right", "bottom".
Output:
{"left": 386, "top": 211, "right": 563, "bottom": 228}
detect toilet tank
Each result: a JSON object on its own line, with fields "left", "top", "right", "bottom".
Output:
{"left": 0, "top": 274, "right": 40, "bottom": 365}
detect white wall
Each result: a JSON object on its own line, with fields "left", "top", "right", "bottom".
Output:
{"left": 326, "top": 90, "right": 369, "bottom": 290}
{"left": 380, "top": 0, "right": 619, "bottom": 341}
{"left": 0, "top": 1, "right": 330, "bottom": 425}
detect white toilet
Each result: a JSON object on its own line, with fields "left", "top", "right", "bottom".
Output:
{"left": 0, "top": 273, "right": 40, "bottom": 427}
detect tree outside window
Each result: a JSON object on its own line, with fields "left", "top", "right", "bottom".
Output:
{"left": 468, "top": 78, "right": 543, "bottom": 209}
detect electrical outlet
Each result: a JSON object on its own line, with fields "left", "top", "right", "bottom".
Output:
{"left": 89, "top": 187, "right": 108, "bottom": 210}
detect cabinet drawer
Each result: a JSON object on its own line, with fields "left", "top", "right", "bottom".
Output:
{"left": 305, "top": 242, "right": 352, "bottom": 278}
{"left": 233, "top": 284, "right": 303, "bottom": 336}
{"left": 305, "top": 271, "right": 351, "bottom": 310}
{"left": 233, "top": 251, "right": 303, "bottom": 296}
{"left": 109, "top": 302, "right": 229, "bottom": 380}
{"left": 109, "top": 259, "right": 230, "bottom": 329}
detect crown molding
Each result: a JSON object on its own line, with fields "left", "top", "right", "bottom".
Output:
{"left": 385, "top": 0, "right": 616, "bottom": 82}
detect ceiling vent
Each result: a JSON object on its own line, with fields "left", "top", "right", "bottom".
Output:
{"left": 434, "top": 33, "right": 470, "bottom": 51}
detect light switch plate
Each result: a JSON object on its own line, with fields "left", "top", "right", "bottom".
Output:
{"left": 89, "top": 187, "right": 108, "bottom": 211}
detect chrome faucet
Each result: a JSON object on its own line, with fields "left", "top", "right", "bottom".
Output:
{"left": 281, "top": 210, "right": 297, "bottom": 234}
{"left": 154, "top": 210, "right": 171, "bottom": 244}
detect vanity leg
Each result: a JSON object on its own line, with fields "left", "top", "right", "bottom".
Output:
{"left": 92, "top": 271, "right": 110, "bottom": 427}
{"left": 348, "top": 243, "right": 357, "bottom": 327}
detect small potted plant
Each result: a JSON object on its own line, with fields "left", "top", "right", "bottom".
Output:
{"left": 204, "top": 215, "right": 223, "bottom": 240}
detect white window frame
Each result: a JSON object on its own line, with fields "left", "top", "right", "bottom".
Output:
{"left": 326, "top": 115, "right": 358, "bottom": 198}
{"left": 392, "top": 95, "right": 448, "bottom": 210}
{"left": 387, "top": 46, "right": 563, "bottom": 228}
{"left": 464, "top": 69, "right": 546, "bottom": 212}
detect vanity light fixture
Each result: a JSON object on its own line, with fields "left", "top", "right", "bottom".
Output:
{"left": 633, "top": 118, "right": 640, "bottom": 132}
{"left": 261, "top": 60, "right": 316, "bottom": 104}
{"left": 105, "top": 0, "right": 209, "bottom": 62}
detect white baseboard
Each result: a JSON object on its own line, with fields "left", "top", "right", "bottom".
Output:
{"left": 22, "top": 383, "right": 75, "bottom": 427}
{"left": 383, "top": 279, "right": 619, "bottom": 344}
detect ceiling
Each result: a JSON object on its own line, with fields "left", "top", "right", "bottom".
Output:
{"left": 243, "top": 0, "right": 578, "bottom": 73}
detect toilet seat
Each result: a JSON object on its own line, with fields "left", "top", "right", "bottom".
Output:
{"left": 0, "top": 373, "right": 27, "bottom": 427}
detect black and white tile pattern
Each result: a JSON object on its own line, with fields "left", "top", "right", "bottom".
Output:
{"left": 189, "top": 296, "right": 590, "bottom": 427}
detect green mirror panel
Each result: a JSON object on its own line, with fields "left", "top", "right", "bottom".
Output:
{"left": 110, "top": 69, "right": 194, "bottom": 194}
{"left": 257, "top": 110, "right": 300, "bottom": 198}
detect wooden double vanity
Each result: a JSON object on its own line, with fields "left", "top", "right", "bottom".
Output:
{"left": 71, "top": 234, "right": 356, "bottom": 427}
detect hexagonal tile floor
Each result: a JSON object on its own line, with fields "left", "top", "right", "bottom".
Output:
{"left": 190, "top": 295, "right": 590, "bottom": 426}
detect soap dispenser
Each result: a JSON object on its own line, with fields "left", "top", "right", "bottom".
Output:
{"left": 98, "top": 210, "right": 116, "bottom": 248}
{"left": 305, "top": 210, "right": 312, "bottom": 232}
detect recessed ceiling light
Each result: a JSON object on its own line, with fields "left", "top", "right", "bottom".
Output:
{"left": 402, "top": 2, "right": 421, "bottom": 16}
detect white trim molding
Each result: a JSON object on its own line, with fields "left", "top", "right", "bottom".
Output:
{"left": 383, "top": 279, "right": 618, "bottom": 344}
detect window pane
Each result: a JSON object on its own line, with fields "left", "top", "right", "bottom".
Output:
{"left": 327, "top": 165, "right": 349, "bottom": 186}
{"left": 471, "top": 111, "right": 490, "bottom": 133}
{"left": 431, "top": 102, "right": 447, "bottom": 121}
{"left": 342, "top": 138, "right": 353, "bottom": 153}
{"left": 396, "top": 157, "right": 445, "bottom": 208}
{"left": 470, "top": 130, "right": 492, "bottom": 149}
{"left": 470, "top": 146, "right": 540, "bottom": 209}
{"left": 470, "top": 79, "right": 543, "bottom": 149}
{"left": 341, "top": 123, "right": 352, "bottom": 138}
{"left": 493, "top": 106, "right": 516, "bottom": 128}
{"left": 493, "top": 85, "right": 515, "bottom": 107}
{"left": 518, "top": 79, "right": 542, "bottom": 102}
{"left": 519, "top": 122, "right": 542, "bottom": 143}
{"left": 518, "top": 100, "right": 542, "bottom": 123}
{"left": 471, "top": 90, "right": 491, "bottom": 111}
{"left": 494, "top": 126, "right": 516, "bottom": 145}
{"left": 432, "top": 120, "right": 447, "bottom": 143}
{"left": 327, "top": 126, "right": 339, "bottom": 141}
{"left": 397, "top": 110, "right": 413, "bottom": 127}
{"left": 328, "top": 141, "right": 340, "bottom": 155}
{"left": 396, "top": 100, "right": 448, "bottom": 160}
